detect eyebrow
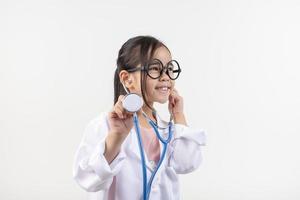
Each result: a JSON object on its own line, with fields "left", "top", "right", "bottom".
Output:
{"left": 150, "top": 58, "right": 172, "bottom": 65}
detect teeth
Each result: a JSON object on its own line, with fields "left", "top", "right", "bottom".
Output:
{"left": 158, "top": 87, "right": 168, "bottom": 91}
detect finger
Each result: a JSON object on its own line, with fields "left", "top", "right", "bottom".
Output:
{"left": 114, "top": 107, "right": 124, "bottom": 119}
{"left": 115, "top": 100, "right": 126, "bottom": 112}
{"left": 118, "top": 95, "right": 125, "bottom": 103}
{"left": 170, "top": 92, "right": 176, "bottom": 105}
{"left": 116, "top": 103, "right": 134, "bottom": 119}
{"left": 109, "top": 111, "right": 121, "bottom": 120}
{"left": 117, "top": 95, "right": 136, "bottom": 116}
{"left": 117, "top": 103, "right": 133, "bottom": 118}
{"left": 114, "top": 95, "right": 125, "bottom": 109}
{"left": 108, "top": 111, "right": 115, "bottom": 118}
{"left": 172, "top": 89, "right": 179, "bottom": 96}
{"left": 114, "top": 95, "right": 125, "bottom": 107}
{"left": 118, "top": 95, "right": 130, "bottom": 111}
{"left": 126, "top": 112, "right": 134, "bottom": 118}
{"left": 168, "top": 93, "right": 174, "bottom": 105}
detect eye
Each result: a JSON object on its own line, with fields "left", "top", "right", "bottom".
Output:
{"left": 167, "top": 63, "right": 174, "bottom": 72}
{"left": 168, "top": 66, "right": 174, "bottom": 72}
{"left": 148, "top": 64, "right": 161, "bottom": 72}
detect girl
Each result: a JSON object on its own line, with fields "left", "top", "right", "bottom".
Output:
{"left": 73, "top": 36, "right": 206, "bottom": 200}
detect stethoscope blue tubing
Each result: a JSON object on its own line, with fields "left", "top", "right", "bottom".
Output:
{"left": 133, "top": 113, "right": 173, "bottom": 200}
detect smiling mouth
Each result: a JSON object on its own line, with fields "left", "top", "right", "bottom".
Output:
{"left": 155, "top": 86, "right": 171, "bottom": 93}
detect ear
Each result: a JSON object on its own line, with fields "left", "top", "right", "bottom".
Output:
{"left": 119, "top": 70, "right": 133, "bottom": 88}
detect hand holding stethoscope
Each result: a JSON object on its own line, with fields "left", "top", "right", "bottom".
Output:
{"left": 107, "top": 95, "right": 134, "bottom": 139}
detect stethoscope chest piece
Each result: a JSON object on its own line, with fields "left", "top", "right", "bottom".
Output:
{"left": 122, "top": 93, "right": 143, "bottom": 113}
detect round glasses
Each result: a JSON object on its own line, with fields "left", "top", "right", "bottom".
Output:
{"left": 127, "top": 59, "right": 181, "bottom": 80}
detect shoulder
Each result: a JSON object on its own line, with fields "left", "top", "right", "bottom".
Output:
{"left": 86, "top": 111, "right": 109, "bottom": 128}
{"left": 82, "top": 111, "right": 110, "bottom": 143}
{"left": 173, "top": 123, "right": 206, "bottom": 146}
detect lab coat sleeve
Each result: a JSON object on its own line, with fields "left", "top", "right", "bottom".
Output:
{"left": 168, "top": 124, "right": 206, "bottom": 174}
{"left": 72, "top": 113, "right": 126, "bottom": 192}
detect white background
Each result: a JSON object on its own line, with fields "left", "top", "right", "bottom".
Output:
{"left": 1, "top": 0, "right": 300, "bottom": 199}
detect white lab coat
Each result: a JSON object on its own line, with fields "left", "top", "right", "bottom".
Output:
{"left": 73, "top": 112, "right": 206, "bottom": 200}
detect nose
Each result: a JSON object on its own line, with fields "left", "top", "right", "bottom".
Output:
{"left": 159, "top": 67, "right": 170, "bottom": 81}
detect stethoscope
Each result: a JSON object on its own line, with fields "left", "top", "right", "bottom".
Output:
{"left": 122, "top": 85, "right": 173, "bottom": 200}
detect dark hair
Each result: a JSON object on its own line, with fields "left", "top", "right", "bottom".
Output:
{"left": 114, "top": 35, "right": 170, "bottom": 109}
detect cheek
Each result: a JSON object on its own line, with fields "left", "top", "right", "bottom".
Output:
{"left": 144, "top": 80, "right": 156, "bottom": 97}
{"left": 148, "top": 81, "right": 157, "bottom": 91}
{"left": 171, "top": 81, "right": 175, "bottom": 89}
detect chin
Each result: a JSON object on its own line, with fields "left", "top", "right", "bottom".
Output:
{"left": 156, "top": 98, "right": 169, "bottom": 104}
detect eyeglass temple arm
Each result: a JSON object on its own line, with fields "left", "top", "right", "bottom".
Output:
{"left": 126, "top": 66, "right": 146, "bottom": 73}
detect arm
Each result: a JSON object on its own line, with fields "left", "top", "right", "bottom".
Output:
{"left": 168, "top": 89, "right": 206, "bottom": 174}
{"left": 73, "top": 95, "right": 134, "bottom": 192}
{"left": 104, "top": 130, "right": 126, "bottom": 164}
{"left": 173, "top": 112, "right": 187, "bottom": 126}
{"left": 168, "top": 124, "right": 206, "bottom": 174}
{"left": 72, "top": 113, "right": 126, "bottom": 192}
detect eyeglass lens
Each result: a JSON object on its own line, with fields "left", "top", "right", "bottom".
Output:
{"left": 147, "top": 60, "right": 180, "bottom": 80}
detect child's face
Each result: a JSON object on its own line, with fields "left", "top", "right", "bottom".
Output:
{"left": 130, "top": 46, "right": 175, "bottom": 105}
{"left": 145, "top": 46, "right": 175, "bottom": 104}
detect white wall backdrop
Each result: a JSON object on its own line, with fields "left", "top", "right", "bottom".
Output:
{"left": 1, "top": 0, "right": 300, "bottom": 199}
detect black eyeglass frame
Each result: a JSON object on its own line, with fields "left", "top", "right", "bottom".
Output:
{"left": 126, "top": 59, "right": 182, "bottom": 80}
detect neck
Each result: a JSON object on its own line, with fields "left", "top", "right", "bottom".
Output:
{"left": 137, "top": 103, "right": 157, "bottom": 128}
